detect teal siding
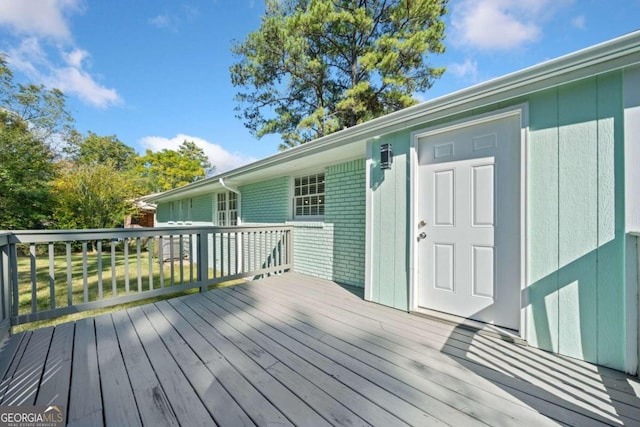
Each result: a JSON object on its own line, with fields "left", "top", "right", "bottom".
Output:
{"left": 367, "top": 71, "right": 628, "bottom": 370}
{"left": 370, "top": 132, "right": 411, "bottom": 310}
{"left": 292, "top": 223, "right": 334, "bottom": 280}
{"left": 156, "top": 202, "right": 170, "bottom": 223}
{"left": 192, "top": 194, "right": 213, "bottom": 223}
{"left": 527, "top": 71, "right": 627, "bottom": 369}
{"left": 325, "top": 159, "right": 366, "bottom": 287}
{"left": 240, "top": 177, "right": 290, "bottom": 223}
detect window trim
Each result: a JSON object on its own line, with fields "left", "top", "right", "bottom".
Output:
{"left": 216, "top": 191, "right": 238, "bottom": 226}
{"left": 292, "top": 172, "right": 326, "bottom": 221}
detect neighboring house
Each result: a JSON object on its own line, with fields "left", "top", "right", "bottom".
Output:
{"left": 148, "top": 31, "right": 640, "bottom": 374}
{"left": 125, "top": 195, "right": 158, "bottom": 228}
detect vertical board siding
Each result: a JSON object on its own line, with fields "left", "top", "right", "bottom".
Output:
{"left": 527, "top": 71, "right": 627, "bottom": 370}
{"left": 596, "top": 72, "right": 626, "bottom": 369}
{"left": 240, "top": 177, "right": 290, "bottom": 223}
{"left": 325, "top": 159, "right": 366, "bottom": 287}
{"left": 370, "top": 131, "right": 410, "bottom": 310}
{"left": 558, "top": 78, "right": 599, "bottom": 363}
{"left": 527, "top": 89, "right": 560, "bottom": 353}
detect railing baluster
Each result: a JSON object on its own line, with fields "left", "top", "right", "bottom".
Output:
{"left": 30, "top": 243, "right": 37, "bottom": 314}
{"left": 159, "top": 236, "right": 164, "bottom": 288}
{"left": 189, "top": 234, "right": 194, "bottom": 283}
{"left": 49, "top": 243, "right": 56, "bottom": 310}
{"left": 10, "top": 244, "right": 18, "bottom": 317}
{"left": 66, "top": 243, "right": 72, "bottom": 307}
{"left": 179, "top": 234, "right": 184, "bottom": 285}
{"left": 111, "top": 240, "right": 117, "bottom": 297}
{"left": 169, "top": 235, "right": 175, "bottom": 286}
{"left": 148, "top": 237, "right": 154, "bottom": 290}
{"left": 137, "top": 237, "right": 142, "bottom": 293}
{"left": 97, "top": 241, "right": 103, "bottom": 300}
{"left": 82, "top": 242, "right": 88, "bottom": 304}
{"left": 124, "top": 238, "right": 130, "bottom": 294}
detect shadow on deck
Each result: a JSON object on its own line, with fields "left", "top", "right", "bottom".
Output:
{"left": 0, "top": 272, "right": 638, "bottom": 426}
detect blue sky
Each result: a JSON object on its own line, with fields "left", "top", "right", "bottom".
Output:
{"left": 1, "top": 0, "right": 639, "bottom": 173}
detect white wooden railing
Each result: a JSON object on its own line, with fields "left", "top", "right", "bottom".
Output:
{"left": 0, "top": 226, "right": 292, "bottom": 331}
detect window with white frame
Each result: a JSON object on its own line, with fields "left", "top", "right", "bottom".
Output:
{"left": 217, "top": 192, "right": 238, "bottom": 225}
{"left": 293, "top": 173, "right": 325, "bottom": 218}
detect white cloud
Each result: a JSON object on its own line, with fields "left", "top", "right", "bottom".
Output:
{"left": 0, "top": 0, "right": 83, "bottom": 41}
{"left": 149, "top": 14, "right": 173, "bottom": 30}
{"left": 7, "top": 39, "right": 122, "bottom": 108}
{"left": 449, "top": 58, "right": 478, "bottom": 79}
{"left": 451, "top": 0, "right": 571, "bottom": 50}
{"left": 0, "top": 0, "right": 121, "bottom": 109}
{"left": 140, "top": 134, "right": 257, "bottom": 174}
{"left": 571, "top": 15, "right": 586, "bottom": 30}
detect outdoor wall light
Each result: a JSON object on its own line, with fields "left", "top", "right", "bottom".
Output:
{"left": 380, "top": 143, "right": 393, "bottom": 169}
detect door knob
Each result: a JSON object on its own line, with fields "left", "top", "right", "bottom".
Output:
{"left": 418, "top": 232, "right": 427, "bottom": 240}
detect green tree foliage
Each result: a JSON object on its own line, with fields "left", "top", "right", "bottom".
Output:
{"left": 138, "top": 141, "right": 210, "bottom": 192}
{"left": 0, "top": 111, "right": 57, "bottom": 229}
{"left": 231, "top": 0, "right": 447, "bottom": 149}
{"left": 178, "top": 140, "right": 214, "bottom": 176}
{"left": 52, "top": 163, "right": 134, "bottom": 230}
{"left": 64, "top": 131, "right": 137, "bottom": 172}
{"left": 0, "top": 56, "right": 73, "bottom": 229}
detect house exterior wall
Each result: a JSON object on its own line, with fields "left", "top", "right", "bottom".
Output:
{"left": 526, "top": 72, "right": 627, "bottom": 370}
{"left": 240, "top": 177, "right": 290, "bottom": 223}
{"left": 191, "top": 194, "right": 214, "bottom": 223}
{"left": 367, "top": 70, "right": 630, "bottom": 371}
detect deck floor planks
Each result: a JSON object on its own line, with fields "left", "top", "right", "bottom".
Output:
{"left": 289, "top": 274, "right": 640, "bottom": 422}
{"left": 139, "top": 302, "right": 255, "bottom": 427}
{"left": 178, "top": 290, "right": 403, "bottom": 427}
{"left": 126, "top": 306, "right": 215, "bottom": 427}
{"left": 156, "top": 299, "right": 291, "bottom": 426}
{"left": 0, "top": 272, "right": 638, "bottom": 427}
{"left": 241, "top": 275, "right": 630, "bottom": 426}
{"left": 67, "top": 318, "right": 103, "bottom": 426}
{"left": 220, "top": 284, "right": 564, "bottom": 427}
{"left": 94, "top": 314, "right": 142, "bottom": 427}
{"left": 196, "top": 291, "right": 451, "bottom": 426}
{"left": 1, "top": 327, "right": 53, "bottom": 406}
{"left": 176, "top": 295, "right": 373, "bottom": 427}
{"left": 36, "top": 322, "right": 74, "bottom": 407}
{"left": 170, "top": 296, "right": 328, "bottom": 427}
{"left": 110, "top": 310, "right": 179, "bottom": 427}
{"left": 264, "top": 275, "right": 637, "bottom": 425}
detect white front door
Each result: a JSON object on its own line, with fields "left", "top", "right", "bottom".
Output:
{"left": 417, "top": 114, "right": 521, "bottom": 330}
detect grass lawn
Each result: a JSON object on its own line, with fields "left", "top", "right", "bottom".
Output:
{"left": 12, "top": 247, "right": 244, "bottom": 333}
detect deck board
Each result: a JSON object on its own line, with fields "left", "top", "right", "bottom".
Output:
{"left": 0, "top": 272, "right": 638, "bottom": 426}
{"left": 94, "top": 314, "right": 141, "bottom": 427}
{"left": 36, "top": 322, "right": 74, "bottom": 407}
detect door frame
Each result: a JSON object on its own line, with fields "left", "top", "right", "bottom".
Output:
{"left": 409, "top": 104, "right": 529, "bottom": 338}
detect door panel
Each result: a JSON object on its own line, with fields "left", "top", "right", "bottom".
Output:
{"left": 417, "top": 115, "right": 520, "bottom": 330}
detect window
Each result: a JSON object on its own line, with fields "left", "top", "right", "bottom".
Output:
{"left": 294, "top": 173, "right": 325, "bottom": 218}
{"left": 217, "top": 192, "right": 238, "bottom": 225}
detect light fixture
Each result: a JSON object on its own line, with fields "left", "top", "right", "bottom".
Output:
{"left": 380, "top": 143, "right": 393, "bottom": 169}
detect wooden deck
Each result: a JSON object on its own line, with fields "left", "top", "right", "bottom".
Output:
{"left": 0, "top": 273, "right": 638, "bottom": 426}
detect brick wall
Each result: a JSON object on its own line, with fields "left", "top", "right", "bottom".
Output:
{"left": 325, "top": 159, "right": 366, "bottom": 287}
{"left": 240, "top": 177, "right": 290, "bottom": 223}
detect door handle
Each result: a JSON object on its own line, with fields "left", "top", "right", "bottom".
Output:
{"left": 418, "top": 232, "right": 427, "bottom": 240}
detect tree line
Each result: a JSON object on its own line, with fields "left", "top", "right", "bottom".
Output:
{"left": 0, "top": 57, "right": 212, "bottom": 230}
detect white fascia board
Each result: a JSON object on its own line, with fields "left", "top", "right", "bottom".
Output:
{"left": 149, "top": 30, "right": 640, "bottom": 204}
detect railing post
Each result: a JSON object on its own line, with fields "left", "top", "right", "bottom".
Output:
{"left": 0, "top": 238, "right": 11, "bottom": 339}
{"left": 197, "top": 230, "right": 209, "bottom": 293}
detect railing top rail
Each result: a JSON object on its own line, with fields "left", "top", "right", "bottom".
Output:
{"left": 6, "top": 225, "right": 293, "bottom": 244}
{"left": 629, "top": 230, "right": 640, "bottom": 237}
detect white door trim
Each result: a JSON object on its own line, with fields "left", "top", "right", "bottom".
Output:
{"left": 409, "top": 104, "right": 529, "bottom": 339}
